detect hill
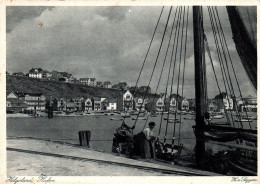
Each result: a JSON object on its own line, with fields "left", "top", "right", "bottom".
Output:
{"left": 6, "top": 75, "right": 158, "bottom": 100}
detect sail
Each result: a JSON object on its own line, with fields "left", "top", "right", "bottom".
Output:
{"left": 226, "top": 6, "right": 257, "bottom": 90}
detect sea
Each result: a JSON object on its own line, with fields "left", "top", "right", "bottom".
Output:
{"left": 7, "top": 112, "right": 257, "bottom": 153}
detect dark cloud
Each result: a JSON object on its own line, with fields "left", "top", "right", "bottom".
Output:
{"left": 6, "top": 6, "right": 54, "bottom": 33}
{"left": 6, "top": 6, "right": 256, "bottom": 98}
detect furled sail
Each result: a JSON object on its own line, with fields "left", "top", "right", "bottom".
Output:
{"left": 226, "top": 6, "right": 257, "bottom": 90}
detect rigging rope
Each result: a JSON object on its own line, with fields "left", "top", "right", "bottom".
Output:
{"left": 214, "top": 7, "right": 252, "bottom": 129}
{"left": 177, "top": 6, "right": 190, "bottom": 149}
{"left": 210, "top": 7, "right": 238, "bottom": 126}
{"left": 121, "top": 6, "right": 164, "bottom": 123}
{"left": 141, "top": 7, "right": 180, "bottom": 131}
{"left": 208, "top": 7, "right": 234, "bottom": 126}
{"left": 171, "top": 6, "right": 186, "bottom": 155}
{"left": 132, "top": 6, "right": 173, "bottom": 129}
{"left": 163, "top": 6, "right": 183, "bottom": 146}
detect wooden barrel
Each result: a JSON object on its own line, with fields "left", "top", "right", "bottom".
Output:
{"left": 79, "top": 130, "right": 91, "bottom": 147}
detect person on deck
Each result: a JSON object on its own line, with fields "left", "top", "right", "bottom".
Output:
{"left": 139, "top": 122, "right": 156, "bottom": 159}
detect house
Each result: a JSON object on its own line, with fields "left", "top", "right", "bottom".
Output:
{"left": 134, "top": 97, "right": 147, "bottom": 111}
{"left": 187, "top": 99, "right": 196, "bottom": 111}
{"left": 170, "top": 94, "right": 189, "bottom": 111}
{"left": 156, "top": 97, "right": 164, "bottom": 112}
{"left": 57, "top": 98, "right": 67, "bottom": 111}
{"left": 103, "top": 81, "right": 112, "bottom": 88}
{"left": 66, "top": 99, "right": 76, "bottom": 112}
{"left": 92, "top": 97, "right": 102, "bottom": 111}
{"left": 208, "top": 99, "right": 218, "bottom": 112}
{"left": 24, "top": 93, "right": 46, "bottom": 111}
{"left": 96, "top": 81, "right": 103, "bottom": 87}
{"left": 123, "top": 90, "right": 134, "bottom": 111}
{"left": 79, "top": 78, "right": 96, "bottom": 86}
{"left": 101, "top": 98, "right": 109, "bottom": 110}
{"left": 84, "top": 98, "right": 93, "bottom": 112}
{"left": 107, "top": 98, "right": 117, "bottom": 111}
{"left": 12, "top": 72, "right": 25, "bottom": 77}
{"left": 6, "top": 98, "right": 28, "bottom": 113}
{"left": 239, "top": 95, "right": 257, "bottom": 112}
{"left": 112, "top": 82, "right": 128, "bottom": 90}
{"left": 50, "top": 71, "right": 63, "bottom": 81}
{"left": 138, "top": 86, "right": 151, "bottom": 94}
{"left": 73, "top": 97, "right": 84, "bottom": 111}
{"left": 28, "top": 68, "right": 44, "bottom": 78}
{"left": 7, "top": 91, "right": 19, "bottom": 99}
{"left": 42, "top": 70, "right": 52, "bottom": 79}
{"left": 165, "top": 97, "right": 177, "bottom": 112}
{"left": 214, "top": 92, "right": 233, "bottom": 111}
{"left": 59, "top": 72, "right": 74, "bottom": 83}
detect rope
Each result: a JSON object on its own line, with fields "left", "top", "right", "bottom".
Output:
{"left": 157, "top": 7, "right": 180, "bottom": 137}
{"left": 163, "top": 6, "right": 183, "bottom": 146}
{"left": 177, "top": 6, "right": 189, "bottom": 148}
{"left": 208, "top": 7, "right": 234, "bottom": 126}
{"left": 214, "top": 7, "right": 252, "bottom": 129}
{"left": 121, "top": 6, "right": 165, "bottom": 124}
{"left": 210, "top": 7, "right": 238, "bottom": 126}
{"left": 140, "top": 7, "right": 180, "bottom": 131}
{"left": 132, "top": 6, "right": 173, "bottom": 129}
{"left": 172, "top": 6, "right": 186, "bottom": 155}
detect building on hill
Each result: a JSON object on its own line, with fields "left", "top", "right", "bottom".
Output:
{"left": 59, "top": 72, "right": 74, "bottom": 83}
{"left": 103, "top": 81, "right": 112, "bottom": 88}
{"left": 28, "top": 68, "right": 44, "bottom": 78}
{"left": 79, "top": 78, "right": 96, "bottom": 86}
{"left": 138, "top": 86, "right": 151, "bottom": 94}
{"left": 50, "top": 71, "right": 62, "bottom": 81}
{"left": 134, "top": 97, "right": 147, "bottom": 111}
{"left": 57, "top": 98, "right": 67, "bottom": 111}
{"left": 12, "top": 72, "right": 25, "bottom": 77}
{"left": 112, "top": 82, "right": 128, "bottom": 90}
{"left": 96, "top": 81, "right": 103, "bottom": 87}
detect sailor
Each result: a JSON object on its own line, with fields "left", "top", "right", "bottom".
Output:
{"left": 135, "top": 122, "right": 156, "bottom": 159}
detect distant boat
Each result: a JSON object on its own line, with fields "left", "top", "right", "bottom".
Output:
{"left": 211, "top": 115, "right": 224, "bottom": 119}
{"left": 163, "top": 118, "right": 179, "bottom": 121}
{"left": 132, "top": 117, "right": 147, "bottom": 120}
{"left": 184, "top": 117, "right": 195, "bottom": 120}
{"left": 235, "top": 119, "right": 253, "bottom": 123}
{"left": 110, "top": 118, "right": 124, "bottom": 121}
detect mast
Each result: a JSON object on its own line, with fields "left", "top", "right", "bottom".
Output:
{"left": 193, "top": 6, "right": 207, "bottom": 169}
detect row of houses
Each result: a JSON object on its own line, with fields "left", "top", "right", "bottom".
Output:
{"left": 6, "top": 90, "right": 257, "bottom": 113}
{"left": 9, "top": 68, "right": 113, "bottom": 88}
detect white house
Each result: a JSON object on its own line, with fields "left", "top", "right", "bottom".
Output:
{"left": 123, "top": 90, "right": 134, "bottom": 111}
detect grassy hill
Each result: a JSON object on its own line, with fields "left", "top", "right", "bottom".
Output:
{"left": 6, "top": 75, "right": 158, "bottom": 100}
{"left": 6, "top": 75, "right": 124, "bottom": 99}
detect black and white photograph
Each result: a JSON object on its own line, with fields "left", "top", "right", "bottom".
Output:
{"left": 2, "top": 0, "right": 258, "bottom": 181}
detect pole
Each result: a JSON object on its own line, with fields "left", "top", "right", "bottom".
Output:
{"left": 193, "top": 6, "right": 207, "bottom": 169}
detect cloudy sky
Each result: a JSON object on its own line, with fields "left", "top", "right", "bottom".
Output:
{"left": 6, "top": 6, "right": 256, "bottom": 98}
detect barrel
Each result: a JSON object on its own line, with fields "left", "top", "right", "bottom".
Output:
{"left": 79, "top": 130, "right": 91, "bottom": 147}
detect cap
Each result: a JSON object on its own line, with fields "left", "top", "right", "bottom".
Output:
{"left": 148, "top": 122, "right": 156, "bottom": 127}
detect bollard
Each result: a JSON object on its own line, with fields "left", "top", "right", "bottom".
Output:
{"left": 79, "top": 130, "right": 91, "bottom": 147}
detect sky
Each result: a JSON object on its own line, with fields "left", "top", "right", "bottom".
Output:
{"left": 6, "top": 6, "right": 256, "bottom": 99}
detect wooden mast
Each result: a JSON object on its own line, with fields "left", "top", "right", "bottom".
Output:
{"left": 193, "top": 6, "right": 207, "bottom": 168}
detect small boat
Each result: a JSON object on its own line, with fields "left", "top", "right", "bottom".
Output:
{"left": 122, "top": 114, "right": 131, "bottom": 118}
{"left": 235, "top": 119, "right": 253, "bottom": 122}
{"left": 184, "top": 117, "right": 195, "bottom": 120}
{"left": 211, "top": 115, "right": 224, "bottom": 119}
{"left": 168, "top": 120, "right": 182, "bottom": 124}
{"left": 163, "top": 118, "right": 179, "bottom": 121}
{"left": 110, "top": 118, "right": 124, "bottom": 121}
{"left": 132, "top": 117, "right": 147, "bottom": 120}
{"left": 150, "top": 114, "right": 158, "bottom": 117}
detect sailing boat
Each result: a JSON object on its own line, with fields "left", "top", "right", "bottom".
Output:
{"left": 111, "top": 6, "right": 257, "bottom": 175}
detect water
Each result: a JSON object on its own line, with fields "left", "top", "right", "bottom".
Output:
{"left": 7, "top": 112, "right": 257, "bottom": 153}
